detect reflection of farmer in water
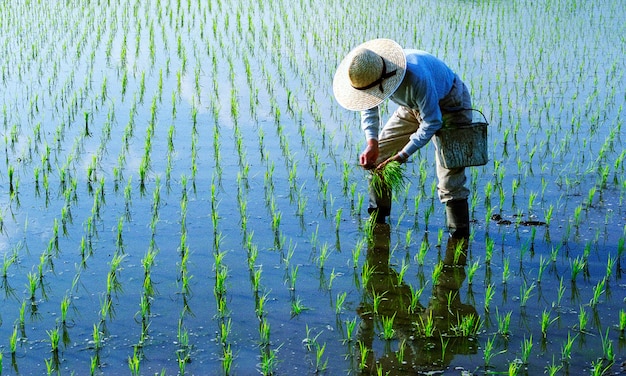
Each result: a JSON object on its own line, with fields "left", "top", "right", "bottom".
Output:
{"left": 356, "top": 223, "right": 477, "bottom": 374}
{"left": 333, "top": 39, "right": 471, "bottom": 238}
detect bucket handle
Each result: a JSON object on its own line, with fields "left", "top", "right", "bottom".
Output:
{"left": 444, "top": 108, "right": 489, "bottom": 125}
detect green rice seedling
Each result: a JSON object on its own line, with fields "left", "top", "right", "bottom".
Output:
{"left": 544, "top": 204, "right": 554, "bottom": 226}
{"left": 502, "top": 257, "right": 511, "bottom": 284}
{"left": 496, "top": 309, "right": 512, "bottom": 336}
{"left": 404, "top": 228, "right": 413, "bottom": 248}
{"left": 600, "top": 327, "right": 614, "bottom": 363}
{"left": 317, "top": 242, "right": 331, "bottom": 270}
{"left": 45, "top": 357, "right": 55, "bottom": 375}
{"left": 352, "top": 239, "right": 365, "bottom": 268}
{"left": 541, "top": 309, "right": 557, "bottom": 339}
{"left": 453, "top": 314, "right": 479, "bottom": 337}
{"left": 591, "top": 359, "right": 609, "bottom": 376}
{"left": 381, "top": 313, "right": 396, "bottom": 340}
{"left": 371, "top": 161, "right": 406, "bottom": 196}
{"left": 589, "top": 277, "right": 606, "bottom": 308}
{"left": 408, "top": 283, "right": 426, "bottom": 314}
{"left": 27, "top": 271, "right": 38, "bottom": 300}
{"left": 561, "top": 331, "right": 577, "bottom": 362}
{"left": 222, "top": 344, "right": 233, "bottom": 375}
{"left": 519, "top": 281, "right": 536, "bottom": 307}
{"left": 536, "top": 255, "right": 549, "bottom": 284}
{"left": 220, "top": 318, "right": 232, "bottom": 345}
{"left": 60, "top": 294, "right": 71, "bottom": 325}
{"left": 128, "top": 347, "right": 141, "bottom": 376}
{"left": 556, "top": 277, "right": 566, "bottom": 306}
{"left": 335, "top": 292, "right": 347, "bottom": 314}
{"left": 259, "top": 318, "right": 271, "bottom": 347}
{"left": 395, "top": 339, "right": 407, "bottom": 364}
{"left": 314, "top": 342, "right": 329, "bottom": 373}
{"left": 417, "top": 311, "right": 436, "bottom": 338}
{"left": 508, "top": 360, "right": 521, "bottom": 376}
{"left": 259, "top": 346, "right": 279, "bottom": 376}
{"left": 361, "top": 262, "right": 375, "bottom": 288}
{"left": 255, "top": 291, "right": 269, "bottom": 318}
{"left": 570, "top": 255, "right": 585, "bottom": 282}
{"left": 252, "top": 266, "right": 262, "bottom": 293}
{"left": 431, "top": 261, "right": 444, "bottom": 286}
{"left": 578, "top": 305, "right": 589, "bottom": 333}
{"left": 288, "top": 265, "right": 298, "bottom": 291}
{"left": 520, "top": 335, "right": 533, "bottom": 364}
{"left": 483, "top": 334, "right": 505, "bottom": 367}
{"left": 545, "top": 356, "right": 562, "bottom": 376}
{"left": 484, "top": 283, "right": 495, "bottom": 312}
{"left": 605, "top": 255, "right": 616, "bottom": 280}
{"left": 358, "top": 340, "right": 369, "bottom": 371}
{"left": 619, "top": 309, "right": 626, "bottom": 332}
{"left": 467, "top": 258, "right": 480, "bottom": 285}
{"left": 291, "top": 297, "right": 307, "bottom": 317}
{"left": 397, "top": 259, "right": 409, "bottom": 286}
{"left": 485, "top": 237, "right": 495, "bottom": 265}
{"left": 414, "top": 239, "right": 429, "bottom": 266}
{"left": 328, "top": 269, "right": 339, "bottom": 290}
{"left": 371, "top": 290, "right": 387, "bottom": 315}
{"left": 92, "top": 324, "right": 102, "bottom": 351}
{"left": 334, "top": 208, "right": 342, "bottom": 232}
{"left": 343, "top": 317, "right": 357, "bottom": 344}
{"left": 9, "top": 325, "right": 18, "bottom": 354}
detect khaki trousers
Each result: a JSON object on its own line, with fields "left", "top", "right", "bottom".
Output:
{"left": 370, "top": 76, "right": 472, "bottom": 215}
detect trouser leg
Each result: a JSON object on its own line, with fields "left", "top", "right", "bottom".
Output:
{"left": 368, "top": 107, "right": 420, "bottom": 222}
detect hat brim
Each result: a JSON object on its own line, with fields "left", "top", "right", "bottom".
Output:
{"left": 333, "top": 39, "right": 406, "bottom": 111}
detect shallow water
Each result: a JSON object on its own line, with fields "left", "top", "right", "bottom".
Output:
{"left": 1, "top": 0, "right": 625, "bottom": 374}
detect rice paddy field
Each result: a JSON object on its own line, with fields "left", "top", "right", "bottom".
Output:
{"left": 1, "top": 0, "right": 625, "bottom": 374}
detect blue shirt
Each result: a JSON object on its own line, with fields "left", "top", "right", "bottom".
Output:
{"left": 361, "top": 49, "right": 456, "bottom": 157}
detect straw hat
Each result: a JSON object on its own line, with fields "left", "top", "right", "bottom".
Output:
{"left": 333, "top": 39, "right": 406, "bottom": 111}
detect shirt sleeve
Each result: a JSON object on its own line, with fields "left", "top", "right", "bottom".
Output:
{"left": 360, "top": 106, "right": 381, "bottom": 141}
{"left": 400, "top": 75, "right": 443, "bottom": 156}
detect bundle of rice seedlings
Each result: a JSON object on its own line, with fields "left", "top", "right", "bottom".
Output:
{"left": 371, "top": 161, "right": 407, "bottom": 196}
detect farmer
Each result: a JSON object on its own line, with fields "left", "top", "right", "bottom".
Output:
{"left": 333, "top": 38, "right": 472, "bottom": 239}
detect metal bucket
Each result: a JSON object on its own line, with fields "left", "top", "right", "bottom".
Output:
{"left": 433, "top": 110, "right": 489, "bottom": 169}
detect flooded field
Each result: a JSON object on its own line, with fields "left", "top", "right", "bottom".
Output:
{"left": 0, "top": 0, "right": 625, "bottom": 374}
